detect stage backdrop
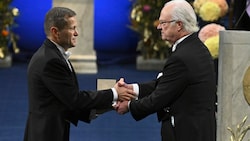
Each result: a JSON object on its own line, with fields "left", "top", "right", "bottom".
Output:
{"left": 11, "top": 0, "right": 51, "bottom": 52}
{"left": 11, "top": 0, "right": 138, "bottom": 64}
{"left": 94, "top": 0, "right": 138, "bottom": 64}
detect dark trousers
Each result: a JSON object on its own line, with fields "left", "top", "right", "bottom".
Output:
{"left": 161, "top": 120, "right": 176, "bottom": 141}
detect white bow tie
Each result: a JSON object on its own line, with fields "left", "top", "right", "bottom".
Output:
{"left": 64, "top": 51, "right": 72, "bottom": 60}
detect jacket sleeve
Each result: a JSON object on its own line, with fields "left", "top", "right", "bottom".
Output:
{"left": 42, "top": 58, "right": 114, "bottom": 112}
{"left": 130, "top": 56, "right": 188, "bottom": 121}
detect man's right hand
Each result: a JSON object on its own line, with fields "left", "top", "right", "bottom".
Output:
{"left": 114, "top": 78, "right": 136, "bottom": 101}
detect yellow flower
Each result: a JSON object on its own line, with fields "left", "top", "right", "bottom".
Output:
{"left": 199, "top": 1, "right": 221, "bottom": 21}
{"left": 12, "top": 8, "right": 19, "bottom": 16}
{"left": 0, "top": 48, "right": 4, "bottom": 59}
{"left": 210, "top": 0, "right": 229, "bottom": 17}
{"left": 204, "top": 35, "right": 219, "bottom": 59}
{"left": 193, "top": 0, "right": 228, "bottom": 19}
{"left": 193, "top": 0, "right": 207, "bottom": 13}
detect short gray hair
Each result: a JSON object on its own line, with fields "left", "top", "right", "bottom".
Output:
{"left": 165, "top": 0, "right": 199, "bottom": 32}
{"left": 44, "top": 7, "right": 76, "bottom": 36}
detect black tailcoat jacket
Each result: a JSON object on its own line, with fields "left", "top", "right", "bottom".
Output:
{"left": 234, "top": 0, "right": 250, "bottom": 30}
{"left": 130, "top": 33, "right": 216, "bottom": 141}
{"left": 23, "top": 39, "right": 114, "bottom": 141}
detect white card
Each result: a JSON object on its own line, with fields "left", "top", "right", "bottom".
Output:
{"left": 97, "top": 79, "right": 116, "bottom": 90}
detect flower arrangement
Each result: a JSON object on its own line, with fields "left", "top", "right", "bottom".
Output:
{"left": 198, "top": 23, "right": 226, "bottom": 59}
{"left": 0, "top": 0, "right": 20, "bottom": 59}
{"left": 204, "top": 35, "right": 219, "bottom": 59}
{"left": 193, "top": 0, "right": 228, "bottom": 22}
{"left": 194, "top": 0, "right": 228, "bottom": 59}
{"left": 198, "top": 23, "right": 225, "bottom": 42}
{"left": 129, "top": 0, "right": 171, "bottom": 60}
{"left": 199, "top": 1, "right": 221, "bottom": 21}
{"left": 129, "top": 0, "right": 228, "bottom": 60}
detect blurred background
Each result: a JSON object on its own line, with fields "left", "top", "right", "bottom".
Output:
{"left": 0, "top": 0, "right": 249, "bottom": 141}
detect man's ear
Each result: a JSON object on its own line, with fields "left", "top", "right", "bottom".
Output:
{"left": 51, "top": 27, "right": 59, "bottom": 37}
{"left": 176, "top": 21, "right": 183, "bottom": 32}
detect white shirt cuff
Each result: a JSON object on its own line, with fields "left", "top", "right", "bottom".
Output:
{"left": 111, "top": 88, "right": 118, "bottom": 106}
{"left": 128, "top": 101, "right": 131, "bottom": 110}
{"left": 132, "top": 83, "right": 139, "bottom": 100}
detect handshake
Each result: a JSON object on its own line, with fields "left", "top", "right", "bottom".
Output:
{"left": 113, "top": 78, "right": 136, "bottom": 115}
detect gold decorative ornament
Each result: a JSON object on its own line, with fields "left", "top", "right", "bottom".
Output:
{"left": 243, "top": 66, "right": 250, "bottom": 105}
{"left": 227, "top": 116, "right": 250, "bottom": 141}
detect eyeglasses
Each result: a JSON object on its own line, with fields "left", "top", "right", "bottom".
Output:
{"left": 158, "top": 20, "right": 176, "bottom": 26}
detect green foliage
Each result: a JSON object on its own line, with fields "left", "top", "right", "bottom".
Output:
{"left": 0, "top": 0, "right": 19, "bottom": 59}
{"left": 129, "top": 0, "right": 171, "bottom": 60}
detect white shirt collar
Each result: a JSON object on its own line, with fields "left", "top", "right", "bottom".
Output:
{"left": 172, "top": 33, "right": 192, "bottom": 52}
{"left": 50, "top": 40, "right": 71, "bottom": 60}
